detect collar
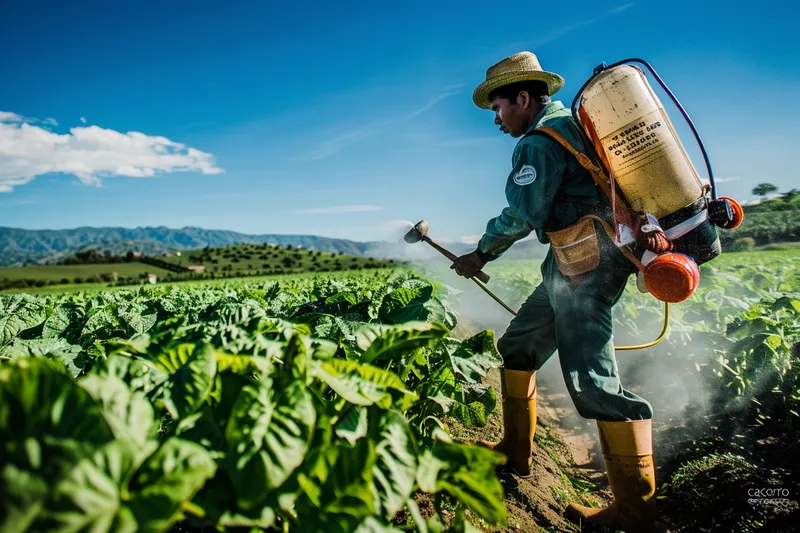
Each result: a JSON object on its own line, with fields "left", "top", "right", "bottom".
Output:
{"left": 526, "top": 101, "right": 565, "bottom": 135}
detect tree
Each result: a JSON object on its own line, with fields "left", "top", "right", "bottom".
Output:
{"left": 752, "top": 183, "right": 778, "bottom": 197}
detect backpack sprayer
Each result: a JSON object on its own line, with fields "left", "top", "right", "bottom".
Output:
{"left": 405, "top": 58, "right": 744, "bottom": 350}
{"left": 570, "top": 58, "right": 743, "bottom": 304}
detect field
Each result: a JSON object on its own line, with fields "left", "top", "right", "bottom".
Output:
{"left": 1, "top": 248, "right": 798, "bottom": 532}
{"left": 0, "top": 263, "right": 171, "bottom": 282}
{"left": 0, "top": 243, "right": 396, "bottom": 293}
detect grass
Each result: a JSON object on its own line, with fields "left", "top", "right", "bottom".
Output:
{"left": 0, "top": 262, "right": 170, "bottom": 281}
{"left": 1, "top": 267, "right": 409, "bottom": 295}
{"left": 707, "top": 246, "right": 800, "bottom": 267}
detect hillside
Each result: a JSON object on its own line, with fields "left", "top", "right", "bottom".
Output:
{"left": 0, "top": 225, "right": 551, "bottom": 268}
{"left": 719, "top": 195, "right": 800, "bottom": 248}
{"left": 0, "top": 226, "right": 378, "bottom": 267}
{"left": 0, "top": 242, "right": 398, "bottom": 292}
{"left": 155, "top": 242, "right": 396, "bottom": 279}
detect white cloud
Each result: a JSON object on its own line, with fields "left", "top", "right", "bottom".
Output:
{"left": 80, "top": 117, "right": 87, "bottom": 124}
{"left": 714, "top": 176, "right": 740, "bottom": 183}
{"left": 459, "top": 234, "right": 482, "bottom": 245}
{"left": 0, "top": 112, "right": 25, "bottom": 123}
{"left": 311, "top": 130, "right": 373, "bottom": 160}
{"left": 292, "top": 204, "right": 384, "bottom": 215}
{"left": 0, "top": 112, "right": 57, "bottom": 128}
{"left": 506, "top": 3, "right": 635, "bottom": 52}
{"left": 608, "top": 2, "right": 636, "bottom": 13}
{"left": 0, "top": 111, "right": 223, "bottom": 192}
{"left": 404, "top": 84, "right": 466, "bottom": 120}
{"left": 508, "top": 19, "right": 596, "bottom": 50}
{"left": 308, "top": 84, "right": 466, "bottom": 160}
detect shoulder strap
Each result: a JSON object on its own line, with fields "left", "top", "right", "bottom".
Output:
{"left": 534, "top": 126, "right": 613, "bottom": 200}
{"left": 534, "top": 126, "right": 646, "bottom": 271}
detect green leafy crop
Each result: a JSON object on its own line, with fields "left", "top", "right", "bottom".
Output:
{"left": 0, "top": 270, "right": 507, "bottom": 532}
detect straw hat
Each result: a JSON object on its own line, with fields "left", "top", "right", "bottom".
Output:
{"left": 472, "top": 51, "right": 565, "bottom": 109}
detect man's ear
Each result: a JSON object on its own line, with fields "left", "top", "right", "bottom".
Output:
{"left": 516, "top": 90, "right": 531, "bottom": 110}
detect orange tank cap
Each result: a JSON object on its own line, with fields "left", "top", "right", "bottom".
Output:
{"left": 643, "top": 253, "right": 700, "bottom": 303}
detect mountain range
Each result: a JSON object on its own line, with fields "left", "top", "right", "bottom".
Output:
{"left": 0, "top": 226, "right": 547, "bottom": 267}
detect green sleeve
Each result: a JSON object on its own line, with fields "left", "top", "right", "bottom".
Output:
{"left": 476, "top": 137, "right": 566, "bottom": 260}
{"left": 476, "top": 207, "right": 532, "bottom": 261}
{"left": 505, "top": 138, "right": 565, "bottom": 229}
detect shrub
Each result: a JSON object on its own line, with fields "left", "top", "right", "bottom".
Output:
{"left": 729, "top": 237, "right": 756, "bottom": 252}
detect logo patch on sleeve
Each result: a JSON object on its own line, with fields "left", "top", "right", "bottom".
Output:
{"left": 513, "top": 165, "right": 537, "bottom": 185}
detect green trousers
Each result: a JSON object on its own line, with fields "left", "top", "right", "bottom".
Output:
{"left": 497, "top": 229, "right": 653, "bottom": 422}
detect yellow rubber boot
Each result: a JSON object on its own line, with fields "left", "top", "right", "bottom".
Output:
{"left": 566, "top": 419, "right": 659, "bottom": 532}
{"left": 479, "top": 369, "right": 537, "bottom": 478}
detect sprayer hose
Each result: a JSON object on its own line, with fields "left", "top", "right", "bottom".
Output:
{"left": 614, "top": 301, "right": 669, "bottom": 350}
{"left": 473, "top": 277, "right": 669, "bottom": 351}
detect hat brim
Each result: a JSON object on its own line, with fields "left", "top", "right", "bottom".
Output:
{"left": 472, "top": 71, "right": 565, "bottom": 109}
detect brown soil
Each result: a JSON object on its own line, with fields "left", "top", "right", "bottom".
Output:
{"left": 445, "top": 366, "right": 617, "bottom": 533}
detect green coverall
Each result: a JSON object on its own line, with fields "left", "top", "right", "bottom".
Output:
{"left": 475, "top": 101, "right": 653, "bottom": 422}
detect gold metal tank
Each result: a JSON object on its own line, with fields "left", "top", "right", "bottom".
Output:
{"left": 577, "top": 65, "right": 705, "bottom": 219}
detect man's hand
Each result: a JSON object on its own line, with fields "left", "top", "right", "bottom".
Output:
{"left": 450, "top": 251, "right": 487, "bottom": 279}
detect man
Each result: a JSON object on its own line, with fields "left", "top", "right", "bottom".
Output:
{"left": 451, "top": 51, "right": 660, "bottom": 532}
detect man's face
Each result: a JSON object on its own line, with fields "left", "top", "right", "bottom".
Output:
{"left": 490, "top": 94, "right": 528, "bottom": 138}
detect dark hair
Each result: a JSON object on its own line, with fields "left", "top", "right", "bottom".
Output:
{"left": 489, "top": 80, "right": 551, "bottom": 106}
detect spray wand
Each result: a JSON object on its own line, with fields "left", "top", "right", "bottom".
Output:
{"left": 402, "top": 219, "right": 668, "bottom": 350}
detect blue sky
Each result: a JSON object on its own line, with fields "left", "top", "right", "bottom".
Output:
{"left": 1, "top": 0, "right": 797, "bottom": 244}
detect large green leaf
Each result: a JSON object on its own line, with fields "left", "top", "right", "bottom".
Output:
{"left": 727, "top": 316, "right": 779, "bottom": 339}
{"left": 0, "top": 358, "right": 114, "bottom": 449}
{"left": 431, "top": 440, "right": 507, "bottom": 527}
{"left": 79, "top": 374, "right": 158, "bottom": 445}
{"left": 94, "top": 354, "right": 162, "bottom": 395}
{"left": 378, "top": 280, "right": 454, "bottom": 326}
{"left": 189, "top": 472, "right": 277, "bottom": 529}
{"left": 335, "top": 405, "right": 369, "bottom": 446}
{"left": 357, "top": 321, "right": 449, "bottom": 365}
{"left": 175, "top": 408, "right": 226, "bottom": 454}
{"left": 79, "top": 304, "right": 127, "bottom": 345}
{"left": 153, "top": 343, "right": 218, "bottom": 420}
{"left": 129, "top": 438, "right": 218, "bottom": 532}
{"left": 416, "top": 449, "right": 447, "bottom": 494}
{"left": 35, "top": 439, "right": 155, "bottom": 533}
{"left": 446, "top": 330, "right": 503, "bottom": 384}
{"left": 370, "top": 410, "right": 418, "bottom": 520}
{"left": 297, "top": 440, "right": 377, "bottom": 533}
{"left": 0, "top": 463, "right": 49, "bottom": 533}
{"left": 215, "top": 351, "right": 272, "bottom": 376}
{"left": 225, "top": 379, "right": 316, "bottom": 509}
{"left": 42, "top": 303, "right": 86, "bottom": 343}
{"left": 0, "top": 294, "right": 48, "bottom": 346}
{"left": 449, "top": 384, "right": 497, "bottom": 427}
{"left": 117, "top": 301, "right": 158, "bottom": 337}
{"left": 326, "top": 291, "right": 359, "bottom": 308}
{"left": 0, "top": 361, "right": 116, "bottom": 532}
{"left": 378, "top": 287, "right": 419, "bottom": 318}
{"left": 34, "top": 438, "right": 215, "bottom": 533}
{"left": 313, "top": 358, "right": 414, "bottom": 409}
{"left": 0, "top": 338, "right": 83, "bottom": 377}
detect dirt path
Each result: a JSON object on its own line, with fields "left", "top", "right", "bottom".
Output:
{"left": 448, "top": 364, "right": 617, "bottom": 533}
